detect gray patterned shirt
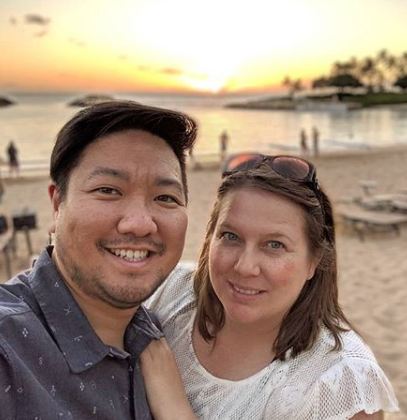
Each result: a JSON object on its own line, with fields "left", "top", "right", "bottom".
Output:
{"left": 0, "top": 247, "right": 163, "bottom": 419}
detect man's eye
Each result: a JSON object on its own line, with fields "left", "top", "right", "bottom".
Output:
{"left": 95, "top": 187, "right": 120, "bottom": 195}
{"left": 156, "top": 195, "right": 180, "bottom": 205}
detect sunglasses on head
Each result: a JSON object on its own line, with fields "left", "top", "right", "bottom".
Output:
{"left": 222, "top": 153, "right": 319, "bottom": 191}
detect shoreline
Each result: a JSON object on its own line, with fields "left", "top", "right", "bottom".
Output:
{"left": 2, "top": 142, "right": 407, "bottom": 180}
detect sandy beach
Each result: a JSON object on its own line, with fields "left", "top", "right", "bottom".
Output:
{"left": 1, "top": 146, "right": 406, "bottom": 418}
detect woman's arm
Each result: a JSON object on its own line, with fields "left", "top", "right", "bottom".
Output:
{"left": 350, "top": 411, "right": 383, "bottom": 420}
{"left": 139, "top": 337, "right": 197, "bottom": 420}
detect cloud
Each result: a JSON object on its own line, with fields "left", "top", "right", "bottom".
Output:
{"left": 136, "top": 65, "right": 184, "bottom": 76}
{"left": 160, "top": 67, "right": 183, "bottom": 76}
{"left": 25, "top": 14, "right": 51, "bottom": 26}
{"left": 68, "top": 38, "right": 86, "bottom": 47}
{"left": 137, "top": 65, "right": 152, "bottom": 71}
{"left": 34, "top": 30, "right": 48, "bottom": 38}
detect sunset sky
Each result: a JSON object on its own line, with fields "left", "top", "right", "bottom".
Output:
{"left": 1, "top": 0, "right": 406, "bottom": 94}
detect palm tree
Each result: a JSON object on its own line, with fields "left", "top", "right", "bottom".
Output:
{"left": 375, "top": 49, "right": 398, "bottom": 90}
{"left": 282, "top": 76, "right": 303, "bottom": 99}
{"left": 358, "top": 57, "right": 376, "bottom": 92}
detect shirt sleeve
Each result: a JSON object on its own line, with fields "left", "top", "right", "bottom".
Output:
{"left": 144, "top": 262, "right": 196, "bottom": 321}
{"left": 0, "top": 343, "right": 16, "bottom": 419}
{"left": 294, "top": 358, "right": 399, "bottom": 419}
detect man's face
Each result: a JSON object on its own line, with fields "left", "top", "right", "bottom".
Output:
{"left": 49, "top": 129, "right": 187, "bottom": 309}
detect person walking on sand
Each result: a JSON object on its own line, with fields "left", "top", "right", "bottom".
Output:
{"left": 6, "top": 140, "right": 19, "bottom": 177}
{"left": 299, "top": 128, "right": 308, "bottom": 156}
{"left": 219, "top": 130, "right": 229, "bottom": 163}
{"left": 0, "top": 101, "right": 197, "bottom": 419}
{"left": 312, "top": 126, "right": 320, "bottom": 156}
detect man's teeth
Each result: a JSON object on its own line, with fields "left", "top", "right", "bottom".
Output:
{"left": 232, "top": 284, "right": 261, "bottom": 295}
{"left": 112, "top": 249, "right": 148, "bottom": 261}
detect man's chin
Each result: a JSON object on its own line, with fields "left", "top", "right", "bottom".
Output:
{"left": 99, "top": 277, "right": 166, "bottom": 309}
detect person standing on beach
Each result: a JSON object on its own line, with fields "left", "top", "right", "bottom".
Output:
{"left": 0, "top": 173, "right": 4, "bottom": 203}
{"left": 0, "top": 101, "right": 197, "bottom": 419}
{"left": 141, "top": 154, "right": 399, "bottom": 419}
{"left": 6, "top": 140, "right": 19, "bottom": 176}
{"left": 299, "top": 128, "right": 308, "bottom": 155}
{"left": 312, "top": 126, "right": 320, "bottom": 156}
{"left": 219, "top": 129, "right": 229, "bottom": 163}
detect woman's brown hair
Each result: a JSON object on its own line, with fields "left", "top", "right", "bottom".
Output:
{"left": 193, "top": 163, "right": 351, "bottom": 360}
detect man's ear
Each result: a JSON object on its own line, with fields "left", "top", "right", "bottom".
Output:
{"left": 48, "top": 184, "right": 61, "bottom": 234}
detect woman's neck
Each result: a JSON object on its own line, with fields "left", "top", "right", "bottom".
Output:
{"left": 192, "top": 319, "right": 280, "bottom": 381}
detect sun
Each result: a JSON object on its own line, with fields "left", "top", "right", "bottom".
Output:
{"left": 181, "top": 65, "right": 235, "bottom": 93}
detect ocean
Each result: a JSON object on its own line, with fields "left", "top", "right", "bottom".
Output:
{"left": 1, "top": 92, "right": 407, "bottom": 167}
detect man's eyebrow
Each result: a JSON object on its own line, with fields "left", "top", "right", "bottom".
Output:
{"left": 86, "top": 167, "right": 184, "bottom": 193}
{"left": 86, "top": 167, "right": 130, "bottom": 181}
{"left": 155, "top": 177, "right": 184, "bottom": 195}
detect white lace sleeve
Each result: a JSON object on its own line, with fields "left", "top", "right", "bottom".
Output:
{"left": 144, "top": 262, "right": 196, "bottom": 323}
{"left": 292, "top": 358, "right": 399, "bottom": 419}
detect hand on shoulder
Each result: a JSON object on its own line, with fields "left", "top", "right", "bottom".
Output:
{"left": 140, "top": 338, "right": 197, "bottom": 420}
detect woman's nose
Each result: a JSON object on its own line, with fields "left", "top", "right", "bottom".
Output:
{"left": 233, "top": 247, "right": 261, "bottom": 277}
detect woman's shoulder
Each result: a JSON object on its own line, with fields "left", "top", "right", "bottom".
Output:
{"left": 306, "top": 328, "right": 398, "bottom": 415}
{"left": 144, "top": 261, "right": 196, "bottom": 320}
{"left": 306, "top": 328, "right": 385, "bottom": 376}
{"left": 269, "top": 328, "right": 399, "bottom": 418}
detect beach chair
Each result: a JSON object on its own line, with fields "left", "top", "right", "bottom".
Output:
{"left": 357, "top": 193, "right": 407, "bottom": 212}
{"left": 387, "top": 193, "right": 407, "bottom": 213}
{"left": 337, "top": 205, "right": 407, "bottom": 241}
{"left": 358, "top": 179, "right": 377, "bottom": 196}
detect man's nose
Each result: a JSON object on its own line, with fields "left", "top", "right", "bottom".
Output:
{"left": 117, "top": 202, "right": 158, "bottom": 237}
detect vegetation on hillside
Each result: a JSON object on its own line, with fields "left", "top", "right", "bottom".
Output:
{"left": 283, "top": 49, "right": 407, "bottom": 98}
{"left": 228, "top": 50, "right": 407, "bottom": 110}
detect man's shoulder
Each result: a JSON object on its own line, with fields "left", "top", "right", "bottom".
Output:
{"left": 0, "top": 273, "right": 34, "bottom": 325}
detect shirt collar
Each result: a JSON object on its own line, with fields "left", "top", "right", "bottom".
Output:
{"left": 27, "top": 247, "right": 163, "bottom": 373}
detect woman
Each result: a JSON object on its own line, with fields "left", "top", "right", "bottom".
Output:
{"left": 141, "top": 154, "right": 399, "bottom": 419}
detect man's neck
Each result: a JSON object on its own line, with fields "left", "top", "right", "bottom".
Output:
{"left": 50, "top": 248, "right": 138, "bottom": 350}
{"left": 76, "top": 296, "right": 139, "bottom": 351}
{"left": 64, "top": 279, "right": 138, "bottom": 351}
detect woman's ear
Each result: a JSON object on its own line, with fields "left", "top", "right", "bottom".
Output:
{"left": 306, "top": 252, "right": 322, "bottom": 281}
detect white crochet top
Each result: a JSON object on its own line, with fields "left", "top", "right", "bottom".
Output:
{"left": 146, "top": 264, "right": 399, "bottom": 419}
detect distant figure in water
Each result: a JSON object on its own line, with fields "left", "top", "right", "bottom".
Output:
{"left": 0, "top": 173, "right": 4, "bottom": 203}
{"left": 312, "top": 126, "right": 320, "bottom": 156}
{"left": 6, "top": 141, "right": 19, "bottom": 177}
{"left": 299, "top": 129, "right": 308, "bottom": 155}
{"left": 219, "top": 130, "right": 229, "bottom": 163}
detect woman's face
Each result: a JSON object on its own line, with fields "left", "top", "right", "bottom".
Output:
{"left": 208, "top": 187, "right": 318, "bottom": 333}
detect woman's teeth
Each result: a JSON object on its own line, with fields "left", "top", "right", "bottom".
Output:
{"left": 232, "top": 284, "right": 261, "bottom": 295}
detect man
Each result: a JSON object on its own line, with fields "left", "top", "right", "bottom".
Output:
{"left": 0, "top": 101, "right": 197, "bottom": 419}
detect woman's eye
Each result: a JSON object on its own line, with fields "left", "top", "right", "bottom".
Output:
{"left": 221, "top": 232, "right": 238, "bottom": 242}
{"left": 267, "top": 240, "right": 283, "bottom": 249}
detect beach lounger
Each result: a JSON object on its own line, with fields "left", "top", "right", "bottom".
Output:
{"left": 337, "top": 206, "right": 407, "bottom": 241}
{"left": 358, "top": 193, "right": 407, "bottom": 211}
